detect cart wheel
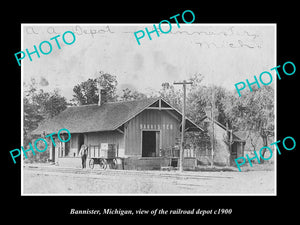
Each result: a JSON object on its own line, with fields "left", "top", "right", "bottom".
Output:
{"left": 111, "top": 158, "right": 117, "bottom": 169}
{"left": 99, "top": 159, "right": 107, "bottom": 170}
{"left": 89, "top": 159, "right": 94, "bottom": 169}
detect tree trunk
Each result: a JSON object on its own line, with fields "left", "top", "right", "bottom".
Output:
{"left": 260, "top": 135, "right": 268, "bottom": 164}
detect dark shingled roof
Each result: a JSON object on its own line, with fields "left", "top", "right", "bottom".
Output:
{"left": 32, "top": 97, "right": 203, "bottom": 135}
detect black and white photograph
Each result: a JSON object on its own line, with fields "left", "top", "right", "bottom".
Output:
{"left": 21, "top": 24, "right": 276, "bottom": 195}
{"left": 4, "top": 5, "right": 298, "bottom": 221}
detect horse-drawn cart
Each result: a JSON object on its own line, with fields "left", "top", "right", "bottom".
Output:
{"left": 88, "top": 143, "right": 123, "bottom": 170}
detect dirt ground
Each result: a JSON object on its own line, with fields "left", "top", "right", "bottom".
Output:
{"left": 22, "top": 163, "right": 275, "bottom": 195}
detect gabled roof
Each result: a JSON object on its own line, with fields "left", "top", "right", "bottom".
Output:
{"left": 199, "top": 115, "right": 246, "bottom": 142}
{"left": 32, "top": 97, "right": 203, "bottom": 135}
{"left": 232, "top": 131, "right": 248, "bottom": 141}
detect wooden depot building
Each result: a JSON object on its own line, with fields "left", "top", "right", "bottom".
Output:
{"left": 32, "top": 95, "right": 204, "bottom": 170}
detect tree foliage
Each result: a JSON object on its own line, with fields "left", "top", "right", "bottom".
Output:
{"left": 225, "top": 86, "right": 274, "bottom": 135}
{"left": 155, "top": 73, "right": 274, "bottom": 158}
{"left": 119, "top": 88, "right": 147, "bottom": 101}
{"left": 24, "top": 79, "right": 68, "bottom": 136}
{"left": 72, "top": 71, "right": 118, "bottom": 105}
{"left": 158, "top": 82, "right": 182, "bottom": 110}
{"left": 225, "top": 86, "right": 274, "bottom": 161}
{"left": 23, "top": 78, "right": 68, "bottom": 162}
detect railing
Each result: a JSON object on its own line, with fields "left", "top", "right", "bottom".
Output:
{"left": 160, "top": 146, "right": 196, "bottom": 158}
{"left": 183, "top": 148, "right": 196, "bottom": 158}
{"left": 159, "top": 146, "right": 179, "bottom": 157}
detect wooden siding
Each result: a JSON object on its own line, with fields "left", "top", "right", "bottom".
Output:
{"left": 70, "top": 133, "right": 78, "bottom": 149}
{"left": 69, "top": 133, "right": 79, "bottom": 157}
{"left": 86, "top": 131, "right": 124, "bottom": 150}
{"left": 202, "top": 118, "right": 232, "bottom": 166}
{"left": 55, "top": 131, "right": 124, "bottom": 161}
{"left": 125, "top": 109, "right": 180, "bottom": 156}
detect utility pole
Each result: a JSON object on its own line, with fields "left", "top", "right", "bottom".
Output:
{"left": 211, "top": 89, "right": 215, "bottom": 167}
{"left": 174, "top": 80, "right": 193, "bottom": 172}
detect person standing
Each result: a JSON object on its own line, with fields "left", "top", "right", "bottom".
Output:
{"left": 79, "top": 144, "right": 88, "bottom": 169}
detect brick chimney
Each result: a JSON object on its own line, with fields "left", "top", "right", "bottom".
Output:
{"left": 98, "top": 80, "right": 107, "bottom": 106}
{"left": 99, "top": 89, "right": 107, "bottom": 106}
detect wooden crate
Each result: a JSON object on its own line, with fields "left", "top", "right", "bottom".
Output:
{"left": 99, "top": 149, "right": 116, "bottom": 158}
{"left": 101, "top": 143, "right": 116, "bottom": 150}
{"left": 89, "top": 143, "right": 117, "bottom": 158}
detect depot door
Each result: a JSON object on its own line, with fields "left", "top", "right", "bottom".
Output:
{"left": 230, "top": 143, "right": 238, "bottom": 165}
{"left": 51, "top": 141, "right": 55, "bottom": 162}
{"left": 142, "top": 131, "right": 160, "bottom": 157}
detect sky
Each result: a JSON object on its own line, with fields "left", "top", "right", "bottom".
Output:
{"left": 22, "top": 24, "right": 275, "bottom": 101}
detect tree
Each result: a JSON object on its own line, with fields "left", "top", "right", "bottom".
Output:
{"left": 98, "top": 71, "right": 118, "bottom": 101}
{"left": 188, "top": 72, "right": 204, "bottom": 88}
{"left": 159, "top": 73, "right": 216, "bottom": 157}
{"left": 187, "top": 85, "right": 231, "bottom": 125}
{"left": 159, "top": 82, "right": 182, "bottom": 110}
{"left": 246, "top": 131, "right": 260, "bottom": 152}
{"left": 72, "top": 71, "right": 118, "bottom": 105}
{"left": 186, "top": 84, "right": 232, "bottom": 161}
{"left": 24, "top": 79, "right": 67, "bottom": 137}
{"left": 23, "top": 78, "right": 67, "bottom": 162}
{"left": 119, "top": 88, "right": 147, "bottom": 101}
{"left": 41, "top": 90, "right": 68, "bottom": 119}
{"left": 72, "top": 78, "right": 98, "bottom": 105}
{"left": 225, "top": 86, "right": 274, "bottom": 162}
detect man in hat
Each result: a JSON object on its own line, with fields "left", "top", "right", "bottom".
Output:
{"left": 79, "top": 144, "right": 88, "bottom": 169}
